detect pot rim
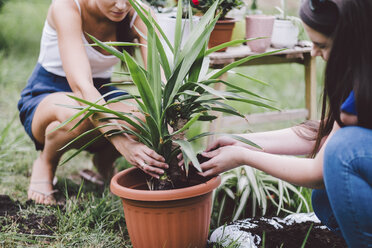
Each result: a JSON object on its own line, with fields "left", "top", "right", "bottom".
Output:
{"left": 217, "top": 17, "right": 237, "bottom": 24}
{"left": 110, "top": 167, "right": 221, "bottom": 201}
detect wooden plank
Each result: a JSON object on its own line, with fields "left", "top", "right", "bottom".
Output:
{"left": 209, "top": 45, "right": 312, "bottom": 67}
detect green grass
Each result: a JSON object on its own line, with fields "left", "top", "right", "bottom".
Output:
{"left": 0, "top": 0, "right": 320, "bottom": 246}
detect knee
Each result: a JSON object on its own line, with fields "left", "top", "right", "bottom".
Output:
{"left": 59, "top": 109, "right": 92, "bottom": 135}
{"left": 325, "top": 127, "right": 359, "bottom": 155}
{"left": 324, "top": 126, "right": 372, "bottom": 170}
{"left": 46, "top": 115, "right": 92, "bottom": 142}
{"left": 324, "top": 127, "right": 363, "bottom": 172}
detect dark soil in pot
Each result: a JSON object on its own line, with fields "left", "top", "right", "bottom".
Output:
{"left": 151, "top": 153, "right": 213, "bottom": 190}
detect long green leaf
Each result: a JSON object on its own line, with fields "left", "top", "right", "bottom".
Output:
{"left": 217, "top": 79, "right": 272, "bottom": 101}
{"left": 164, "top": 13, "right": 220, "bottom": 108}
{"left": 209, "top": 107, "right": 245, "bottom": 118}
{"left": 66, "top": 94, "right": 148, "bottom": 135}
{"left": 233, "top": 187, "right": 250, "bottom": 221}
{"left": 127, "top": 0, "right": 172, "bottom": 77}
{"left": 87, "top": 34, "right": 124, "bottom": 61}
{"left": 47, "top": 104, "right": 93, "bottom": 135}
{"left": 228, "top": 71, "right": 271, "bottom": 86}
{"left": 60, "top": 133, "right": 105, "bottom": 165}
{"left": 122, "top": 50, "right": 160, "bottom": 121}
{"left": 147, "top": 15, "right": 162, "bottom": 118}
{"left": 88, "top": 41, "right": 145, "bottom": 47}
{"left": 173, "top": 0, "right": 183, "bottom": 63}
{"left": 205, "top": 39, "right": 253, "bottom": 55}
{"left": 174, "top": 139, "right": 201, "bottom": 172}
{"left": 225, "top": 97, "right": 279, "bottom": 111}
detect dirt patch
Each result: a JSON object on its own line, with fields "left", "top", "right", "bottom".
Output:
{"left": 242, "top": 218, "right": 347, "bottom": 248}
{"left": 208, "top": 214, "right": 347, "bottom": 248}
{"left": 0, "top": 195, "right": 58, "bottom": 236}
{"left": 0, "top": 194, "right": 20, "bottom": 216}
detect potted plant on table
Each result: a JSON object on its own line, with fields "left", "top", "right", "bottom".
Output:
{"left": 244, "top": 0, "right": 276, "bottom": 53}
{"left": 57, "top": 0, "right": 280, "bottom": 247}
{"left": 271, "top": 0, "right": 303, "bottom": 48}
{"left": 191, "top": 0, "right": 244, "bottom": 51}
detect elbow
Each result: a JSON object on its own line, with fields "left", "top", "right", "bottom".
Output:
{"left": 311, "top": 181, "right": 325, "bottom": 189}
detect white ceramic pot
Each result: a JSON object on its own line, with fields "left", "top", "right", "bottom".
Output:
{"left": 271, "top": 19, "right": 299, "bottom": 48}
{"left": 155, "top": 12, "right": 200, "bottom": 47}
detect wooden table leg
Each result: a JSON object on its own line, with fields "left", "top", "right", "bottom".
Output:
{"left": 304, "top": 53, "right": 317, "bottom": 120}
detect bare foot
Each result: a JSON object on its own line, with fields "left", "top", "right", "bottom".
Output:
{"left": 28, "top": 155, "right": 57, "bottom": 205}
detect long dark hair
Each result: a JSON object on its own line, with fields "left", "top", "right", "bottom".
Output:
{"left": 310, "top": 0, "right": 372, "bottom": 156}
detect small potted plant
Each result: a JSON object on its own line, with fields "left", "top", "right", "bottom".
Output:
{"left": 191, "top": 0, "right": 244, "bottom": 51}
{"left": 244, "top": 0, "right": 276, "bottom": 53}
{"left": 271, "top": 0, "right": 303, "bottom": 48}
{"left": 57, "top": 0, "right": 279, "bottom": 247}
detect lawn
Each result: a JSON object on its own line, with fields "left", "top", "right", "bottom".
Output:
{"left": 0, "top": 0, "right": 324, "bottom": 246}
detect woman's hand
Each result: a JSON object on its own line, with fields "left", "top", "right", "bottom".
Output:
{"left": 111, "top": 135, "right": 168, "bottom": 178}
{"left": 199, "top": 146, "right": 248, "bottom": 177}
{"left": 205, "top": 136, "right": 240, "bottom": 152}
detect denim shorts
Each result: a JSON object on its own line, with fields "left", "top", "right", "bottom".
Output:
{"left": 18, "top": 63, "right": 127, "bottom": 150}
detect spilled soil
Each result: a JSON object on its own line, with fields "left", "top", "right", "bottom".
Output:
{"left": 243, "top": 218, "right": 347, "bottom": 248}
{"left": 207, "top": 216, "right": 347, "bottom": 248}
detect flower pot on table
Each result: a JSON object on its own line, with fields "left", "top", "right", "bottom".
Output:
{"left": 271, "top": 19, "right": 299, "bottom": 48}
{"left": 156, "top": 12, "right": 200, "bottom": 48}
{"left": 110, "top": 167, "right": 221, "bottom": 248}
{"left": 245, "top": 15, "right": 275, "bottom": 53}
{"left": 208, "top": 18, "right": 236, "bottom": 52}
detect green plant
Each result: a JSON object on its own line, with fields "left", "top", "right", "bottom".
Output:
{"left": 211, "top": 166, "right": 311, "bottom": 227}
{"left": 57, "top": 0, "right": 280, "bottom": 190}
{"left": 191, "top": 0, "right": 244, "bottom": 19}
{"left": 0, "top": 0, "right": 8, "bottom": 11}
{"left": 247, "top": 0, "right": 262, "bottom": 15}
{"left": 144, "top": 0, "right": 168, "bottom": 12}
{"left": 275, "top": 0, "right": 303, "bottom": 30}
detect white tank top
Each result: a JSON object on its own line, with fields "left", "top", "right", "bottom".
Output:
{"left": 37, "top": 0, "right": 137, "bottom": 78}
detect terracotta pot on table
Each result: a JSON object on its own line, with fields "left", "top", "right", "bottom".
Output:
{"left": 208, "top": 18, "right": 236, "bottom": 52}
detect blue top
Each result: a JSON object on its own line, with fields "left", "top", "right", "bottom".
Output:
{"left": 341, "top": 91, "right": 357, "bottom": 115}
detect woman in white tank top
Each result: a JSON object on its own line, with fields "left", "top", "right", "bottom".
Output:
{"left": 18, "top": 0, "right": 168, "bottom": 205}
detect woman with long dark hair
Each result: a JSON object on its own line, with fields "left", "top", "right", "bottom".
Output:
{"left": 198, "top": 0, "right": 372, "bottom": 246}
{"left": 18, "top": 0, "right": 168, "bottom": 205}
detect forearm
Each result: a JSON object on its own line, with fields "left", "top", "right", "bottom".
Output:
{"left": 241, "top": 149, "right": 324, "bottom": 188}
{"left": 237, "top": 128, "right": 316, "bottom": 155}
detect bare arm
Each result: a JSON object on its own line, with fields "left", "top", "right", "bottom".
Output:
{"left": 201, "top": 122, "right": 341, "bottom": 189}
{"left": 49, "top": 1, "right": 167, "bottom": 176}
{"left": 206, "top": 126, "right": 319, "bottom": 156}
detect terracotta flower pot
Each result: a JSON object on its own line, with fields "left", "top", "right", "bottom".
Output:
{"left": 110, "top": 167, "right": 221, "bottom": 248}
{"left": 245, "top": 15, "right": 275, "bottom": 53}
{"left": 208, "top": 18, "right": 236, "bottom": 52}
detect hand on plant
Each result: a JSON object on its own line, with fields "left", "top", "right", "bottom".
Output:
{"left": 205, "top": 136, "right": 240, "bottom": 152}
{"left": 111, "top": 135, "right": 168, "bottom": 178}
{"left": 199, "top": 146, "right": 248, "bottom": 177}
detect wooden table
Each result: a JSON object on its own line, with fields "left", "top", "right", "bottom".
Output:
{"left": 206, "top": 44, "right": 316, "bottom": 141}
